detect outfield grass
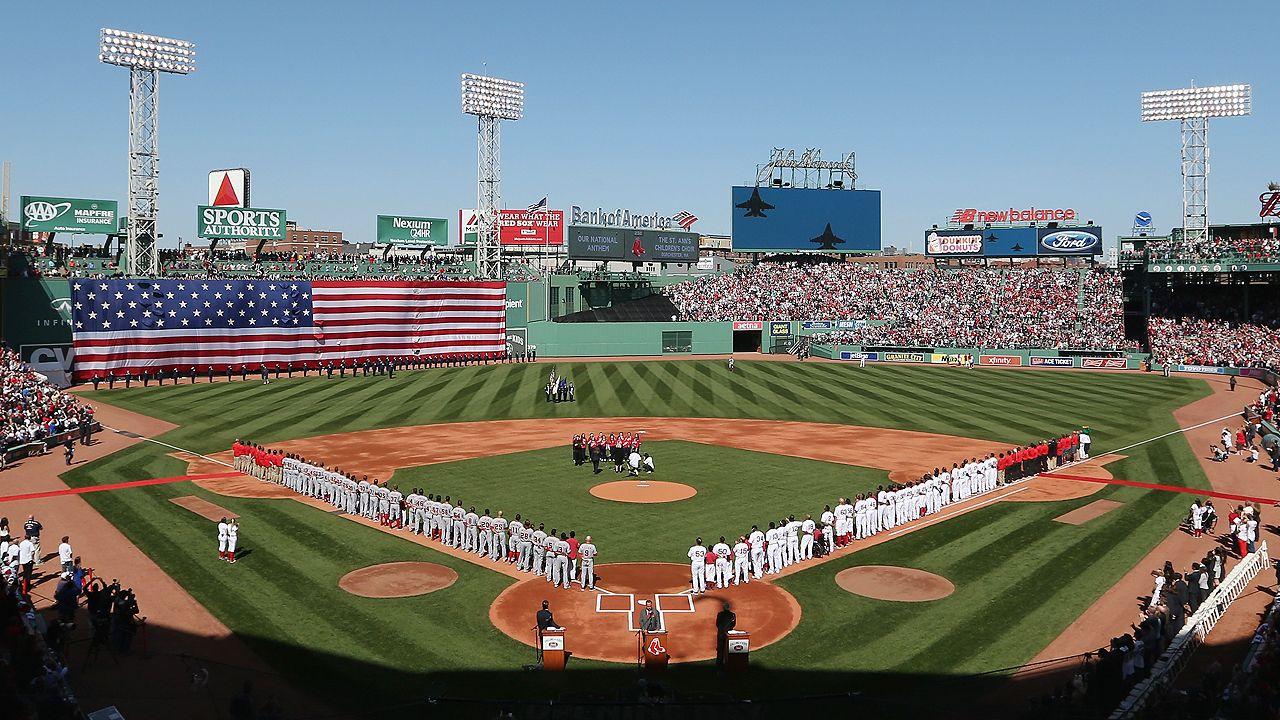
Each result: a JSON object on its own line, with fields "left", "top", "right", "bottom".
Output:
{"left": 64, "top": 361, "right": 1212, "bottom": 711}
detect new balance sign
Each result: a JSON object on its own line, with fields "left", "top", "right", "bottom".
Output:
{"left": 979, "top": 355, "right": 1023, "bottom": 367}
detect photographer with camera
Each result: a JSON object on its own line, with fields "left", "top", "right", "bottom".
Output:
{"left": 110, "top": 584, "right": 145, "bottom": 654}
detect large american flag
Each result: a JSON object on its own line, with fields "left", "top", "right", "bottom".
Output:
{"left": 71, "top": 279, "right": 506, "bottom": 378}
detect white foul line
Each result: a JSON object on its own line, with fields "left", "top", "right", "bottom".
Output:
{"left": 100, "top": 424, "right": 234, "bottom": 468}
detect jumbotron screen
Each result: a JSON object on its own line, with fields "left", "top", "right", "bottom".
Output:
{"left": 730, "top": 186, "right": 881, "bottom": 253}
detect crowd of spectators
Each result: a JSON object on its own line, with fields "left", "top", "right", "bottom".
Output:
{"left": 1146, "top": 232, "right": 1280, "bottom": 265}
{"left": 1148, "top": 317, "right": 1280, "bottom": 371}
{"left": 665, "top": 263, "right": 1135, "bottom": 350}
{"left": 1, "top": 349, "right": 94, "bottom": 455}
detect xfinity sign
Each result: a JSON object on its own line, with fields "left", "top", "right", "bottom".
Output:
{"left": 571, "top": 205, "right": 684, "bottom": 231}
{"left": 197, "top": 205, "right": 287, "bottom": 239}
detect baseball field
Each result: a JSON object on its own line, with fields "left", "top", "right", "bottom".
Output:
{"left": 67, "top": 360, "right": 1212, "bottom": 716}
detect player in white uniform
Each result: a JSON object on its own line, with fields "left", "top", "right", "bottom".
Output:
{"left": 785, "top": 516, "right": 801, "bottom": 567}
{"left": 544, "top": 532, "right": 559, "bottom": 583}
{"left": 732, "top": 536, "right": 750, "bottom": 585}
{"left": 687, "top": 538, "right": 708, "bottom": 594}
{"left": 357, "top": 479, "right": 371, "bottom": 517}
{"left": 531, "top": 524, "right": 547, "bottom": 575}
{"left": 492, "top": 511, "right": 508, "bottom": 562}
{"left": 765, "top": 523, "right": 781, "bottom": 574}
{"left": 217, "top": 517, "right": 230, "bottom": 561}
{"left": 712, "top": 537, "right": 732, "bottom": 588}
{"left": 748, "top": 525, "right": 765, "bottom": 579}
{"left": 464, "top": 508, "right": 480, "bottom": 552}
{"left": 477, "top": 511, "right": 492, "bottom": 557}
{"left": 388, "top": 487, "right": 404, "bottom": 529}
{"left": 578, "top": 536, "right": 597, "bottom": 589}
{"left": 226, "top": 520, "right": 239, "bottom": 564}
{"left": 800, "top": 514, "right": 816, "bottom": 560}
{"left": 555, "top": 535, "right": 572, "bottom": 589}
{"left": 452, "top": 504, "right": 466, "bottom": 548}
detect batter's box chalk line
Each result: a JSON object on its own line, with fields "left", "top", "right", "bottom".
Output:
{"left": 593, "top": 591, "right": 694, "bottom": 632}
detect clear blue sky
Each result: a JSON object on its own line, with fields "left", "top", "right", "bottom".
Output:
{"left": 4, "top": 1, "right": 1276, "bottom": 252}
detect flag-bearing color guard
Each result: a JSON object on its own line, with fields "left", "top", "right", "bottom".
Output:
{"left": 70, "top": 279, "right": 505, "bottom": 379}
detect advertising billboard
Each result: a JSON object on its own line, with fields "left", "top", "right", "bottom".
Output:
{"left": 376, "top": 215, "right": 449, "bottom": 246}
{"left": 730, "top": 186, "right": 881, "bottom": 253}
{"left": 460, "top": 209, "right": 566, "bottom": 246}
{"left": 208, "top": 169, "right": 250, "bottom": 208}
{"left": 566, "top": 226, "right": 699, "bottom": 263}
{"left": 1029, "top": 356, "right": 1075, "bottom": 367}
{"left": 20, "top": 196, "right": 119, "bottom": 234}
{"left": 1037, "top": 226, "right": 1103, "bottom": 255}
{"left": 197, "top": 206, "right": 287, "bottom": 240}
{"left": 924, "top": 225, "right": 1103, "bottom": 257}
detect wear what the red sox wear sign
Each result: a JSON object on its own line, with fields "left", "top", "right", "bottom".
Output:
{"left": 459, "top": 209, "right": 566, "bottom": 246}
{"left": 950, "top": 207, "right": 1078, "bottom": 224}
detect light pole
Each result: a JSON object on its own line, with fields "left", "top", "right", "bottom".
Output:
{"left": 461, "top": 73, "right": 523, "bottom": 279}
{"left": 100, "top": 28, "right": 196, "bottom": 276}
{"left": 1141, "top": 83, "right": 1250, "bottom": 246}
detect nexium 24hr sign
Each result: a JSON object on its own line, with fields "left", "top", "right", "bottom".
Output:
{"left": 197, "top": 205, "right": 287, "bottom": 239}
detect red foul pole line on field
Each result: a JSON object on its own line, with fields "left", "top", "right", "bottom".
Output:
{"left": 1040, "top": 472, "right": 1278, "bottom": 506}
{"left": 0, "top": 471, "right": 242, "bottom": 505}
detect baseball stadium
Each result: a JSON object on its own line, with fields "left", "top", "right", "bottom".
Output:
{"left": 2, "top": 6, "right": 1279, "bottom": 720}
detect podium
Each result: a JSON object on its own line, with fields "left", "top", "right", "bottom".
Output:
{"left": 642, "top": 630, "right": 670, "bottom": 671}
{"left": 726, "top": 630, "right": 750, "bottom": 672}
{"left": 540, "top": 628, "right": 566, "bottom": 671}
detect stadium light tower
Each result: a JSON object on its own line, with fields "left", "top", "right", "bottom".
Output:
{"left": 461, "top": 73, "right": 523, "bottom": 279}
{"left": 100, "top": 28, "right": 196, "bottom": 276}
{"left": 1141, "top": 83, "right": 1250, "bottom": 246}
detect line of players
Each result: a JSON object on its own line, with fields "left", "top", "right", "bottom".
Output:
{"left": 230, "top": 440, "right": 599, "bottom": 590}
{"left": 683, "top": 455, "right": 1005, "bottom": 593}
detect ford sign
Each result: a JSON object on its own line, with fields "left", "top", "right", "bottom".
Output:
{"left": 1037, "top": 227, "right": 1102, "bottom": 255}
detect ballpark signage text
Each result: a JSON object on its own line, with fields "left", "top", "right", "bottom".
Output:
{"left": 1037, "top": 227, "right": 1103, "bottom": 255}
{"left": 460, "top": 209, "right": 565, "bottom": 246}
{"left": 951, "top": 206, "right": 1077, "bottom": 224}
{"left": 1081, "top": 357, "right": 1127, "bottom": 369}
{"left": 979, "top": 354, "right": 1023, "bottom": 367}
{"left": 377, "top": 215, "right": 449, "bottom": 246}
{"left": 198, "top": 206, "right": 286, "bottom": 240}
{"left": 732, "top": 321, "right": 764, "bottom": 331}
{"left": 21, "top": 196, "right": 119, "bottom": 234}
{"left": 883, "top": 352, "right": 926, "bottom": 363}
{"left": 570, "top": 205, "right": 695, "bottom": 232}
{"left": 925, "top": 231, "right": 983, "bottom": 256}
{"left": 1029, "top": 356, "right": 1075, "bottom": 367}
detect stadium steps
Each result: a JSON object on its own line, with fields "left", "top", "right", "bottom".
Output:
{"left": 1073, "top": 268, "right": 1088, "bottom": 334}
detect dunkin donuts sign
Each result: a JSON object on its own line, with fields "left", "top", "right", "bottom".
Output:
{"left": 979, "top": 355, "right": 1023, "bottom": 367}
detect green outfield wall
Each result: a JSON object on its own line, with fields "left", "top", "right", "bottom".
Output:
{"left": 526, "top": 320, "right": 732, "bottom": 356}
{"left": 1, "top": 278, "right": 75, "bottom": 369}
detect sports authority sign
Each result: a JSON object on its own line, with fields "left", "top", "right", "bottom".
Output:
{"left": 570, "top": 205, "right": 697, "bottom": 231}
{"left": 376, "top": 215, "right": 449, "bottom": 246}
{"left": 460, "top": 209, "right": 566, "bottom": 246}
{"left": 20, "top": 196, "right": 119, "bottom": 234}
{"left": 208, "top": 169, "right": 250, "bottom": 208}
{"left": 951, "top": 207, "right": 1078, "bottom": 224}
{"left": 197, "top": 206, "right": 287, "bottom": 240}
{"left": 979, "top": 354, "right": 1023, "bottom": 367}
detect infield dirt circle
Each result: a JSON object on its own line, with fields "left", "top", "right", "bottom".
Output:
{"left": 589, "top": 480, "right": 697, "bottom": 503}
{"left": 490, "top": 562, "right": 800, "bottom": 663}
{"left": 339, "top": 562, "right": 458, "bottom": 598}
{"left": 835, "top": 565, "right": 955, "bottom": 602}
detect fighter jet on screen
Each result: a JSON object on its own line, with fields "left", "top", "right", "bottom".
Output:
{"left": 735, "top": 187, "right": 776, "bottom": 218}
{"left": 810, "top": 223, "right": 846, "bottom": 250}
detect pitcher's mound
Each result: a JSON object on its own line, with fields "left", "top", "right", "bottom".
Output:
{"left": 339, "top": 562, "right": 458, "bottom": 598}
{"left": 836, "top": 566, "right": 955, "bottom": 602}
{"left": 589, "top": 480, "right": 697, "bottom": 503}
